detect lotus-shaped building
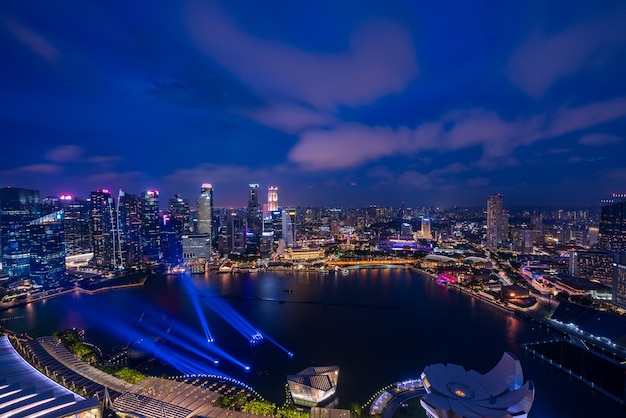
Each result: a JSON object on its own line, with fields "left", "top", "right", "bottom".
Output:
{"left": 420, "top": 352, "right": 534, "bottom": 418}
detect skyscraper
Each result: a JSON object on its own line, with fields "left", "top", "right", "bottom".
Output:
{"left": 268, "top": 186, "right": 278, "bottom": 212}
{"left": 599, "top": 195, "right": 626, "bottom": 254}
{"left": 0, "top": 187, "right": 40, "bottom": 278}
{"left": 421, "top": 217, "right": 431, "bottom": 239}
{"left": 196, "top": 184, "right": 213, "bottom": 236}
{"left": 168, "top": 195, "right": 191, "bottom": 235}
{"left": 486, "top": 194, "right": 503, "bottom": 250}
{"left": 29, "top": 210, "right": 66, "bottom": 283}
{"left": 90, "top": 189, "right": 115, "bottom": 269}
{"left": 117, "top": 190, "right": 142, "bottom": 270}
{"left": 61, "top": 195, "right": 91, "bottom": 256}
{"left": 141, "top": 190, "right": 161, "bottom": 262}
{"left": 282, "top": 208, "right": 297, "bottom": 248}
{"left": 246, "top": 184, "right": 262, "bottom": 255}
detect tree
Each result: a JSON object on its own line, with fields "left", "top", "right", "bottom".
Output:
{"left": 243, "top": 400, "right": 276, "bottom": 416}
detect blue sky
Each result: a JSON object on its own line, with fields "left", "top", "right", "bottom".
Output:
{"left": 2, "top": 0, "right": 626, "bottom": 208}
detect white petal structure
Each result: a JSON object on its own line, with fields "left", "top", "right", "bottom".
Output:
{"left": 420, "top": 352, "right": 534, "bottom": 418}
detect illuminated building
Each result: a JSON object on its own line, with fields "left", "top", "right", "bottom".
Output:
{"left": 420, "top": 352, "right": 534, "bottom": 418}
{"left": 61, "top": 196, "right": 91, "bottom": 256}
{"left": 614, "top": 258, "right": 626, "bottom": 309}
{"left": 29, "top": 210, "right": 66, "bottom": 284}
{"left": 486, "top": 194, "right": 504, "bottom": 250}
{"left": 246, "top": 184, "right": 263, "bottom": 255}
{"left": 568, "top": 249, "right": 615, "bottom": 287}
{"left": 182, "top": 233, "right": 211, "bottom": 272}
{"left": 599, "top": 195, "right": 626, "bottom": 254}
{"left": 160, "top": 214, "right": 182, "bottom": 266}
{"left": 168, "top": 195, "right": 191, "bottom": 235}
{"left": 0, "top": 187, "right": 40, "bottom": 278}
{"left": 268, "top": 186, "right": 278, "bottom": 212}
{"left": 117, "top": 190, "right": 143, "bottom": 269}
{"left": 90, "top": 189, "right": 115, "bottom": 269}
{"left": 282, "top": 246, "right": 325, "bottom": 261}
{"left": 141, "top": 190, "right": 161, "bottom": 262}
{"left": 287, "top": 366, "right": 339, "bottom": 407}
{"left": 282, "top": 207, "right": 297, "bottom": 248}
{"left": 196, "top": 184, "right": 213, "bottom": 239}
{"left": 421, "top": 217, "right": 431, "bottom": 239}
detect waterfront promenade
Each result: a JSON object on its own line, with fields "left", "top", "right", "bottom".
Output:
{"left": 5, "top": 333, "right": 264, "bottom": 418}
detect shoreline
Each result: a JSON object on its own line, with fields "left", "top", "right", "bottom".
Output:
{"left": 0, "top": 277, "right": 148, "bottom": 312}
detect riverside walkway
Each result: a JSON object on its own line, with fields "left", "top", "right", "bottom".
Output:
{"left": 10, "top": 335, "right": 264, "bottom": 418}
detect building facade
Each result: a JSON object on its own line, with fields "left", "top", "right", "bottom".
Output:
{"left": 486, "top": 194, "right": 503, "bottom": 250}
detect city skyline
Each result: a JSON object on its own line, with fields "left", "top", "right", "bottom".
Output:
{"left": 2, "top": 1, "right": 626, "bottom": 207}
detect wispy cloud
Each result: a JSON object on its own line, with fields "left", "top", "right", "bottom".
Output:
{"left": 2, "top": 164, "right": 63, "bottom": 175}
{"left": 45, "top": 145, "right": 83, "bottom": 162}
{"left": 506, "top": 13, "right": 626, "bottom": 97}
{"left": 2, "top": 16, "right": 59, "bottom": 63}
{"left": 579, "top": 133, "right": 623, "bottom": 146}
{"left": 288, "top": 97, "right": 626, "bottom": 171}
{"left": 184, "top": 1, "right": 418, "bottom": 109}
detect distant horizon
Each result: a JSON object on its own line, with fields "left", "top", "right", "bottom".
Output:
{"left": 3, "top": 183, "right": 612, "bottom": 213}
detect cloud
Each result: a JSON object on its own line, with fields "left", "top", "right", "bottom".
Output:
{"left": 2, "top": 16, "right": 59, "bottom": 63}
{"left": 506, "top": 15, "right": 626, "bottom": 97}
{"left": 2, "top": 164, "right": 63, "bottom": 175}
{"left": 288, "top": 97, "right": 626, "bottom": 171}
{"left": 579, "top": 133, "right": 623, "bottom": 146}
{"left": 243, "top": 103, "right": 336, "bottom": 134}
{"left": 45, "top": 145, "right": 83, "bottom": 162}
{"left": 604, "top": 167, "right": 626, "bottom": 181}
{"left": 184, "top": 1, "right": 418, "bottom": 109}
{"left": 289, "top": 123, "right": 440, "bottom": 170}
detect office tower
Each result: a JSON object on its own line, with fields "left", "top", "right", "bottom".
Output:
{"left": 117, "top": 190, "right": 142, "bottom": 270}
{"left": 220, "top": 212, "right": 246, "bottom": 255}
{"left": 518, "top": 228, "right": 533, "bottom": 254}
{"left": 282, "top": 208, "right": 297, "bottom": 248}
{"left": 614, "top": 259, "right": 626, "bottom": 309}
{"left": 160, "top": 214, "right": 182, "bottom": 266}
{"left": 90, "top": 189, "right": 115, "bottom": 269}
{"left": 29, "top": 210, "right": 66, "bottom": 284}
{"left": 588, "top": 226, "right": 599, "bottom": 247}
{"left": 141, "top": 190, "right": 161, "bottom": 262}
{"left": 599, "top": 195, "right": 626, "bottom": 254}
{"left": 486, "top": 194, "right": 503, "bottom": 250}
{"left": 0, "top": 187, "right": 40, "bottom": 278}
{"left": 60, "top": 196, "right": 91, "bottom": 256}
{"left": 197, "top": 184, "right": 213, "bottom": 235}
{"left": 246, "top": 184, "right": 263, "bottom": 255}
{"left": 268, "top": 186, "right": 278, "bottom": 212}
{"left": 168, "top": 195, "right": 191, "bottom": 235}
{"left": 421, "top": 217, "right": 431, "bottom": 239}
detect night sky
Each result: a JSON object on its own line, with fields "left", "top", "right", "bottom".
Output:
{"left": 2, "top": 1, "right": 626, "bottom": 208}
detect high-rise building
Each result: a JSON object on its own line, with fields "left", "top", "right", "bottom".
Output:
{"left": 614, "top": 258, "right": 626, "bottom": 309}
{"left": 246, "top": 184, "right": 263, "bottom": 255}
{"left": 168, "top": 195, "right": 191, "bottom": 235}
{"left": 196, "top": 184, "right": 213, "bottom": 236}
{"left": 160, "top": 214, "right": 182, "bottom": 266}
{"left": 486, "top": 194, "right": 503, "bottom": 250}
{"left": 90, "top": 189, "right": 116, "bottom": 269}
{"left": 282, "top": 207, "right": 297, "bottom": 248}
{"left": 29, "top": 210, "right": 66, "bottom": 284}
{"left": 599, "top": 195, "right": 626, "bottom": 254}
{"left": 0, "top": 188, "right": 43, "bottom": 279}
{"left": 0, "top": 187, "right": 40, "bottom": 278}
{"left": 60, "top": 195, "right": 91, "bottom": 256}
{"left": 141, "top": 190, "right": 161, "bottom": 262}
{"left": 421, "top": 217, "right": 431, "bottom": 239}
{"left": 117, "top": 190, "right": 142, "bottom": 270}
{"left": 268, "top": 186, "right": 278, "bottom": 212}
